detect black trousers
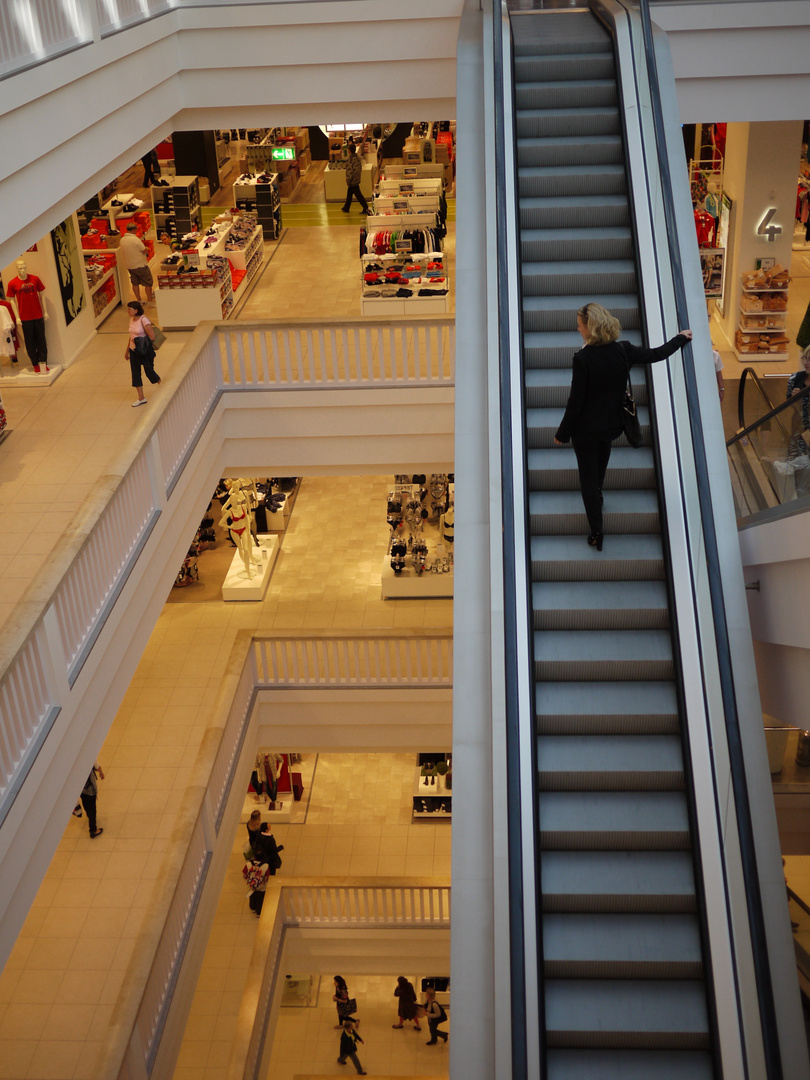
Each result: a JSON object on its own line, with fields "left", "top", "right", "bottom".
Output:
{"left": 572, "top": 435, "right": 613, "bottom": 535}
{"left": 80, "top": 793, "right": 97, "bottom": 835}
{"left": 427, "top": 1016, "right": 448, "bottom": 1043}
{"left": 343, "top": 184, "right": 368, "bottom": 212}
{"left": 129, "top": 348, "right": 160, "bottom": 388}
{"left": 22, "top": 318, "right": 47, "bottom": 367}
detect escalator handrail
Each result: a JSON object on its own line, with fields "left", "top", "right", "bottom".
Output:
{"left": 738, "top": 366, "right": 778, "bottom": 432}
{"left": 491, "top": 3, "right": 541, "bottom": 1079}
{"left": 727, "top": 382, "right": 810, "bottom": 448}
{"left": 637, "top": 1, "right": 783, "bottom": 1077}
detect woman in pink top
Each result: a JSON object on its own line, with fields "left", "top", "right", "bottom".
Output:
{"left": 124, "top": 301, "right": 160, "bottom": 407}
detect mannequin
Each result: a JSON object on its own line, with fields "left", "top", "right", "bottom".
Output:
{"left": 0, "top": 297, "right": 19, "bottom": 367}
{"left": 6, "top": 259, "right": 49, "bottom": 373}
{"left": 219, "top": 482, "right": 261, "bottom": 578}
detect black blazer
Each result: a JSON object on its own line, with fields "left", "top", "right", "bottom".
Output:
{"left": 555, "top": 335, "right": 689, "bottom": 444}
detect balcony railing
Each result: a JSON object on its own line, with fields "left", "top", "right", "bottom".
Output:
{"left": 0, "top": 315, "right": 454, "bottom": 833}
{"left": 119, "top": 630, "right": 452, "bottom": 1080}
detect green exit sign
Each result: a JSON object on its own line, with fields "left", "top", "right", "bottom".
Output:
{"left": 271, "top": 147, "right": 295, "bottom": 161}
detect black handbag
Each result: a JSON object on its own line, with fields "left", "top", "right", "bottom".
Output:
{"left": 622, "top": 369, "right": 643, "bottom": 448}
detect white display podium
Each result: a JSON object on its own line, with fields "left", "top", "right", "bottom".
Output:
{"left": 221, "top": 535, "right": 279, "bottom": 601}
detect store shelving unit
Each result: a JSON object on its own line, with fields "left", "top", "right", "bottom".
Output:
{"left": 83, "top": 253, "right": 121, "bottom": 325}
{"left": 151, "top": 175, "right": 201, "bottom": 242}
{"left": 361, "top": 252, "right": 449, "bottom": 317}
{"left": 233, "top": 174, "right": 282, "bottom": 240}
{"left": 734, "top": 279, "right": 790, "bottom": 362}
{"left": 412, "top": 755, "right": 452, "bottom": 820}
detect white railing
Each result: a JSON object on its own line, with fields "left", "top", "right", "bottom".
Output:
{"left": 134, "top": 814, "right": 210, "bottom": 1072}
{"left": 117, "top": 633, "right": 451, "bottom": 1079}
{"left": 0, "top": 316, "right": 452, "bottom": 828}
{"left": 217, "top": 319, "right": 454, "bottom": 389}
{"left": 96, "top": 0, "right": 172, "bottom": 36}
{"left": 281, "top": 883, "right": 451, "bottom": 926}
{"left": 0, "top": 0, "right": 90, "bottom": 76}
{"left": 53, "top": 452, "right": 158, "bottom": 679}
{"left": 253, "top": 633, "right": 453, "bottom": 687}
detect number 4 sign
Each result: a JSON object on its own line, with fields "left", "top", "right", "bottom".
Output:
{"left": 757, "top": 208, "right": 782, "bottom": 243}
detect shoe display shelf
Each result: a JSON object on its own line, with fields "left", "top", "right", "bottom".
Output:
{"left": 83, "top": 252, "right": 121, "bottom": 326}
{"left": 361, "top": 251, "right": 449, "bottom": 317}
{"left": 155, "top": 216, "right": 263, "bottom": 330}
{"left": 233, "top": 172, "right": 282, "bottom": 240}
{"left": 151, "top": 175, "right": 201, "bottom": 243}
{"left": 412, "top": 770, "right": 452, "bottom": 821}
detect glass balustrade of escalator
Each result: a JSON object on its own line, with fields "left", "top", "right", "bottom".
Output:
{"left": 727, "top": 379, "right": 810, "bottom": 521}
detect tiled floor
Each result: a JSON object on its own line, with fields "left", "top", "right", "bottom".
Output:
{"left": 173, "top": 754, "right": 451, "bottom": 1080}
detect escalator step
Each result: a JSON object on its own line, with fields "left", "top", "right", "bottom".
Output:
{"left": 514, "top": 54, "right": 615, "bottom": 81}
{"left": 518, "top": 164, "right": 626, "bottom": 199}
{"left": 534, "top": 629, "right": 673, "bottom": 681}
{"left": 546, "top": 1048, "right": 713, "bottom": 1080}
{"left": 536, "top": 680, "right": 678, "bottom": 735}
{"left": 522, "top": 258, "right": 636, "bottom": 297}
{"left": 516, "top": 106, "right": 621, "bottom": 139}
{"left": 541, "top": 850, "right": 696, "bottom": 913}
{"left": 523, "top": 327, "right": 643, "bottom": 370}
{"left": 530, "top": 535, "right": 665, "bottom": 583}
{"left": 527, "top": 446, "right": 655, "bottom": 491}
{"left": 519, "top": 194, "right": 630, "bottom": 230}
{"left": 525, "top": 364, "right": 647, "bottom": 406}
{"left": 533, "top": 580, "right": 667, "bottom": 629}
{"left": 516, "top": 79, "right": 618, "bottom": 110}
{"left": 544, "top": 979, "right": 710, "bottom": 1049}
{"left": 517, "top": 134, "right": 624, "bottom": 168}
{"left": 539, "top": 791, "right": 690, "bottom": 850}
{"left": 526, "top": 406, "right": 650, "bottom": 448}
{"left": 538, "top": 734, "right": 684, "bottom": 791}
{"left": 543, "top": 913, "right": 702, "bottom": 978}
{"left": 523, "top": 292, "right": 639, "bottom": 332}
{"left": 528, "top": 490, "right": 660, "bottom": 535}
{"left": 521, "top": 225, "right": 633, "bottom": 264}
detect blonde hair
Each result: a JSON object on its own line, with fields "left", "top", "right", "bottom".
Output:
{"left": 249, "top": 810, "right": 261, "bottom": 823}
{"left": 578, "top": 303, "right": 621, "bottom": 346}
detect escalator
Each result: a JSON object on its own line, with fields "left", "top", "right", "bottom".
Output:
{"left": 492, "top": 2, "right": 809, "bottom": 1079}
{"left": 727, "top": 368, "right": 810, "bottom": 522}
{"left": 512, "top": 8, "right": 713, "bottom": 1071}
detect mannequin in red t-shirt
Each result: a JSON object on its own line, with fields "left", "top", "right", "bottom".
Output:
{"left": 6, "top": 259, "right": 49, "bottom": 373}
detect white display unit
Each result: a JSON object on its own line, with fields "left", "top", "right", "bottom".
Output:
{"left": 734, "top": 283, "right": 790, "bottom": 362}
{"left": 324, "top": 162, "right": 374, "bottom": 202}
{"left": 155, "top": 218, "right": 263, "bottom": 329}
{"left": 221, "top": 535, "right": 279, "bottom": 601}
{"left": 361, "top": 252, "right": 449, "bottom": 317}
{"left": 380, "top": 164, "right": 445, "bottom": 183}
{"left": 412, "top": 770, "right": 452, "bottom": 820}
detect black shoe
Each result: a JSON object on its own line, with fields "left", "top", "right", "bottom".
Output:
{"left": 587, "top": 532, "right": 603, "bottom": 552}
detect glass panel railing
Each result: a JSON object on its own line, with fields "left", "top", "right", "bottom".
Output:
{"left": 738, "top": 367, "right": 778, "bottom": 434}
{"left": 727, "top": 385, "right": 810, "bottom": 521}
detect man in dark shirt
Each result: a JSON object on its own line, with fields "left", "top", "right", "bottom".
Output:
{"left": 341, "top": 144, "right": 369, "bottom": 214}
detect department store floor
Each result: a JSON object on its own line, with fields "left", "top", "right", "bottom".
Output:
{"left": 0, "top": 158, "right": 454, "bottom": 1080}
{"left": 1, "top": 147, "right": 810, "bottom": 1078}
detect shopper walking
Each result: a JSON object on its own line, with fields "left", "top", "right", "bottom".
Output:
{"left": 119, "top": 223, "right": 155, "bottom": 304}
{"left": 787, "top": 345, "right": 810, "bottom": 430}
{"left": 124, "top": 301, "right": 160, "bottom": 407}
{"left": 333, "top": 976, "right": 358, "bottom": 1028}
{"left": 341, "top": 144, "right": 369, "bottom": 214}
{"left": 337, "top": 1020, "right": 367, "bottom": 1074}
{"left": 423, "top": 988, "right": 449, "bottom": 1045}
{"left": 80, "top": 763, "right": 104, "bottom": 838}
{"left": 554, "top": 303, "right": 692, "bottom": 551}
{"left": 392, "top": 975, "right": 421, "bottom": 1030}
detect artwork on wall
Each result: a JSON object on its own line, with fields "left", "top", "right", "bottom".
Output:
{"left": 700, "top": 247, "right": 726, "bottom": 299}
{"left": 50, "top": 216, "right": 85, "bottom": 326}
